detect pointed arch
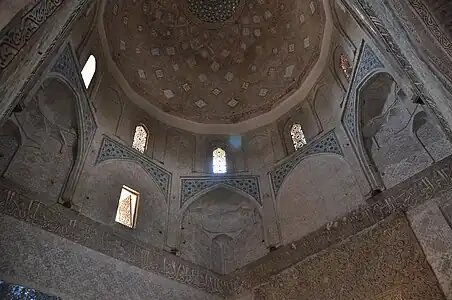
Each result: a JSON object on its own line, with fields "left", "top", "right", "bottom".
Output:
{"left": 132, "top": 124, "right": 148, "bottom": 153}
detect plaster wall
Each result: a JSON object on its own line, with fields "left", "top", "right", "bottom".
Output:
{"left": 0, "top": 214, "right": 221, "bottom": 300}
{"left": 277, "top": 154, "right": 364, "bottom": 244}
{"left": 179, "top": 187, "right": 267, "bottom": 273}
{"left": 3, "top": 80, "right": 77, "bottom": 205}
{"left": 408, "top": 198, "right": 452, "bottom": 300}
{"left": 237, "top": 216, "right": 445, "bottom": 300}
{"left": 344, "top": 0, "right": 452, "bottom": 136}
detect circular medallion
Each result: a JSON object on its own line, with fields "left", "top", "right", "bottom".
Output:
{"left": 188, "top": 0, "right": 240, "bottom": 23}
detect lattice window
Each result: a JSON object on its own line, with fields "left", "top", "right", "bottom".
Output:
{"left": 132, "top": 125, "right": 148, "bottom": 153}
{"left": 340, "top": 53, "right": 352, "bottom": 80}
{"left": 81, "top": 55, "right": 96, "bottom": 88}
{"left": 213, "top": 147, "right": 227, "bottom": 173}
{"left": 115, "top": 186, "right": 139, "bottom": 228}
{"left": 290, "top": 123, "right": 307, "bottom": 150}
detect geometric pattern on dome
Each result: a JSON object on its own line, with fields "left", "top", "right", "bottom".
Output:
{"left": 180, "top": 175, "right": 261, "bottom": 207}
{"left": 342, "top": 43, "right": 383, "bottom": 138}
{"left": 188, "top": 0, "right": 240, "bottom": 23}
{"left": 104, "top": 0, "right": 325, "bottom": 124}
{"left": 269, "top": 129, "right": 343, "bottom": 197}
{"left": 96, "top": 136, "right": 172, "bottom": 201}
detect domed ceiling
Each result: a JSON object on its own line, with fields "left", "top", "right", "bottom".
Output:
{"left": 102, "top": 0, "right": 326, "bottom": 124}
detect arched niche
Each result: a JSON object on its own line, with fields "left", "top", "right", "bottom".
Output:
{"left": 280, "top": 101, "right": 323, "bottom": 156}
{"left": 358, "top": 72, "right": 430, "bottom": 188}
{"left": 5, "top": 79, "right": 78, "bottom": 205}
{"left": 313, "top": 86, "right": 337, "bottom": 130}
{"left": 179, "top": 186, "right": 267, "bottom": 274}
{"left": 0, "top": 120, "right": 21, "bottom": 176}
{"left": 165, "top": 132, "right": 195, "bottom": 173}
{"left": 245, "top": 134, "right": 274, "bottom": 171}
{"left": 204, "top": 137, "right": 245, "bottom": 173}
{"left": 330, "top": 0, "right": 360, "bottom": 49}
{"left": 70, "top": 1, "right": 97, "bottom": 53}
{"left": 412, "top": 110, "right": 452, "bottom": 162}
{"left": 73, "top": 159, "right": 167, "bottom": 249}
{"left": 277, "top": 154, "right": 362, "bottom": 244}
{"left": 332, "top": 45, "right": 353, "bottom": 91}
{"left": 93, "top": 86, "right": 123, "bottom": 134}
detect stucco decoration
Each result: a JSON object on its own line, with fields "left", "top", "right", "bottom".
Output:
{"left": 409, "top": 0, "right": 452, "bottom": 50}
{"left": 269, "top": 129, "right": 343, "bottom": 197}
{"left": 180, "top": 175, "right": 261, "bottom": 208}
{"left": 353, "top": 0, "right": 452, "bottom": 140}
{"left": 342, "top": 42, "right": 384, "bottom": 137}
{"left": 102, "top": 0, "right": 325, "bottom": 124}
{"left": 0, "top": 121, "right": 20, "bottom": 176}
{"left": 253, "top": 216, "right": 444, "bottom": 300}
{"left": 97, "top": 136, "right": 172, "bottom": 201}
{"left": 50, "top": 45, "right": 96, "bottom": 154}
{"left": 0, "top": 0, "right": 65, "bottom": 69}
{"left": 41, "top": 44, "right": 97, "bottom": 203}
{"left": 0, "top": 181, "right": 230, "bottom": 296}
{"left": 0, "top": 280, "right": 61, "bottom": 300}
{"left": 179, "top": 187, "right": 266, "bottom": 274}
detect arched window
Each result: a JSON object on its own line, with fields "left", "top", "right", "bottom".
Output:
{"left": 115, "top": 185, "right": 139, "bottom": 228}
{"left": 290, "top": 123, "right": 307, "bottom": 150}
{"left": 339, "top": 53, "right": 352, "bottom": 80}
{"left": 132, "top": 125, "right": 148, "bottom": 153}
{"left": 213, "top": 147, "right": 227, "bottom": 173}
{"left": 81, "top": 54, "right": 96, "bottom": 88}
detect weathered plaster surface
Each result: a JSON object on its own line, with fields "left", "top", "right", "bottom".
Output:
{"left": 408, "top": 199, "right": 452, "bottom": 300}
{"left": 252, "top": 216, "right": 444, "bottom": 300}
{"left": 0, "top": 214, "right": 221, "bottom": 300}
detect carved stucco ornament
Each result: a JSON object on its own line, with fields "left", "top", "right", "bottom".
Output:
{"left": 36, "top": 43, "right": 97, "bottom": 203}
{"left": 269, "top": 129, "right": 343, "bottom": 197}
{"left": 352, "top": 0, "right": 452, "bottom": 140}
{"left": 180, "top": 175, "right": 261, "bottom": 208}
{"left": 96, "top": 136, "right": 172, "bottom": 201}
{"left": 50, "top": 45, "right": 96, "bottom": 150}
{"left": 0, "top": 0, "right": 66, "bottom": 69}
{"left": 342, "top": 42, "right": 384, "bottom": 138}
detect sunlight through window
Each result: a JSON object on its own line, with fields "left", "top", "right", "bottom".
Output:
{"left": 213, "top": 147, "right": 226, "bottom": 173}
{"left": 81, "top": 55, "right": 96, "bottom": 88}
{"left": 290, "top": 123, "right": 307, "bottom": 150}
{"left": 115, "top": 185, "right": 139, "bottom": 228}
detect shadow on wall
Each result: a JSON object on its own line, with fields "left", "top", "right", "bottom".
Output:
{"left": 73, "top": 159, "right": 167, "bottom": 249}
{"left": 1, "top": 79, "right": 78, "bottom": 205}
{"left": 0, "top": 121, "right": 21, "bottom": 176}
{"left": 359, "top": 72, "right": 452, "bottom": 189}
{"left": 277, "top": 154, "right": 363, "bottom": 244}
{"left": 179, "top": 187, "right": 267, "bottom": 274}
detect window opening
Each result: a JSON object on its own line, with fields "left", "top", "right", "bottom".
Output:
{"left": 132, "top": 125, "right": 148, "bottom": 153}
{"left": 81, "top": 55, "right": 96, "bottom": 88}
{"left": 290, "top": 123, "right": 307, "bottom": 150}
{"left": 115, "top": 185, "right": 139, "bottom": 228}
{"left": 213, "top": 147, "right": 227, "bottom": 173}
{"left": 340, "top": 53, "right": 352, "bottom": 80}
